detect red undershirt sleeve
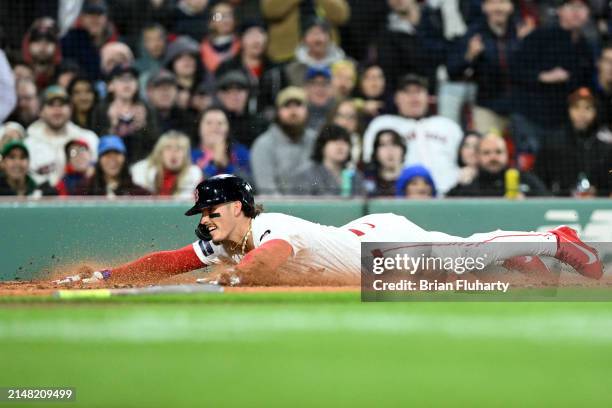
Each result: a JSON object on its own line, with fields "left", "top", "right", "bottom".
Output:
{"left": 108, "top": 244, "right": 205, "bottom": 282}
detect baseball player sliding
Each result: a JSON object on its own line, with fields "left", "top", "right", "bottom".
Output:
{"left": 54, "top": 174, "right": 603, "bottom": 286}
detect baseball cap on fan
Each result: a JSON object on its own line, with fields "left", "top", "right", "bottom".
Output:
{"left": 42, "top": 85, "right": 69, "bottom": 105}
{"left": 276, "top": 86, "right": 306, "bottom": 108}
{"left": 82, "top": 0, "right": 108, "bottom": 15}
{"left": 98, "top": 135, "right": 126, "bottom": 156}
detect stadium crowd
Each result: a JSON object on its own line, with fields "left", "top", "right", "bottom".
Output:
{"left": 0, "top": 0, "right": 610, "bottom": 199}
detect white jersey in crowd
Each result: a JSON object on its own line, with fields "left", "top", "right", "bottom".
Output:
{"left": 192, "top": 212, "right": 558, "bottom": 278}
{"left": 25, "top": 120, "right": 99, "bottom": 186}
{"left": 362, "top": 114, "right": 463, "bottom": 194}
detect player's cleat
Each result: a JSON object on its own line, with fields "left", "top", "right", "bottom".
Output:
{"left": 549, "top": 226, "right": 603, "bottom": 279}
{"left": 503, "top": 256, "right": 551, "bottom": 275}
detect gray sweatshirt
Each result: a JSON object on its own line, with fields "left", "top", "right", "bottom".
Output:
{"left": 250, "top": 124, "right": 317, "bottom": 195}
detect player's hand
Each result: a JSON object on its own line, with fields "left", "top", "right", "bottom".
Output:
{"left": 196, "top": 265, "right": 241, "bottom": 286}
{"left": 52, "top": 269, "right": 111, "bottom": 285}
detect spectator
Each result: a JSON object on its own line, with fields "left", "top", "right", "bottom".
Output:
{"left": 190, "top": 81, "right": 214, "bottom": 115}
{"left": 331, "top": 59, "right": 357, "bottom": 99}
{"left": 99, "top": 42, "right": 135, "bottom": 81}
{"left": 0, "top": 122, "right": 27, "bottom": 149}
{"left": 362, "top": 74, "right": 463, "bottom": 194}
{"left": 86, "top": 135, "right": 149, "bottom": 196}
{"left": 216, "top": 20, "right": 285, "bottom": 118}
{"left": 375, "top": 0, "right": 428, "bottom": 90}
{"left": 363, "top": 129, "right": 406, "bottom": 196}
{"left": 91, "top": 64, "right": 158, "bottom": 164}
{"left": 21, "top": 18, "right": 61, "bottom": 90}
{"left": 191, "top": 107, "right": 250, "bottom": 178}
{"left": 135, "top": 23, "right": 168, "bottom": 90}
{"left": 261, "top": 0, "right": 350, "bottom": 63}
{"left": 200, "top": 1, "right": 241, "bottom": 74}
{"left": 447, "top": 133, "right": 548, "bottom": 197}
{"left": 61, "top": 0, "right": 120, "bottom": 80}
{"left": 456, "top": 130, "right": 481, "bottom": 186}
{"left": 214, "top": 70, "right": 268, "bottom": 147}
{"left": 7, "top": 79, "right": 40, "bottom": 128}
{"left": 290, "top": 124, "right": 365, "bottom": 195}
{"left": 0, "top": 49, "right": 16, "bottom": 123}
{"left": 250, "top": 86, "right": 317, "bottom": 194}
{"left": 12, "top": 61, "right": 35, "bottom": 83}
{"left": 174, "top": 0, "right": 211, "bottom": 42}
{"left": 594, "top": 42, "right": 612, "bottom": 127}
{"left": 67, "top": 75, "right": 98, "bottom": 131}
{"left": 131, "top": 130, "right": 202, "bottom": 197}
{"left": 395, "top": 164, "right": 436, "bottom": 199}
{"left": 25, "top": 86, "right": 99, "bottom": 186}
{"left": 304, "top": 66, "right": 335, "bottom": 132}
{"left": 0, "top": 141, "right": 57, "bottom": 196}
{"left": 448, "top": 0, "right": 531, "bottom": 135}
{"left": 420, "top": 0, "right": 478, "bottom": 125}
{"left": 163, "top": 36, "right": 204, "bottom": 110}
{"left": 356, "top": 63, "right": 388, "bottom": 123}
{"left": 285, "top": 18, "right": 347, "bottom": 86}
{"left": 54, "top": 60, "right": 82, "bottom": 90}
{"left": 328, "top": 98, "right": 364, "bottom": 166}
{"left": 146, "top": 70, "right": 196, "bottom": 137}
{"left": 536, "top": 87, "right": 612, "bottom": 197}
{"left": 512, "top": 0, "right": 594, "bottom": 152}
{"left": 55, "top": 139, "right": 95, "bottom": 195}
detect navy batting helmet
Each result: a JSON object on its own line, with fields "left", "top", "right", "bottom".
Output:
{"left": 185, "top": 174, "right": 255, "bottom": 217}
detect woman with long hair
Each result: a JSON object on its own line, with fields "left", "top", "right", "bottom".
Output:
{"left": 363, "top": 129, "right": 406, "bottom": 196}
{"left": 67, "top": 75, "right": 98, "bottom": 131}
{"left": 191, "top": 107, "right": 250, "bottom": 178}
{"left": 86, "top": 135, "right": 149, "bottom": 197}
{"left": 131, "top": 130, "right": 202, "bottom": 197}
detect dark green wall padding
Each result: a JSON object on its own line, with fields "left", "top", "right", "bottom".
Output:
{"left": 1, "top": 198, "right": 610, "bottom": 280}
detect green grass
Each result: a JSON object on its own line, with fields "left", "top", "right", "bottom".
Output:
{"left": 1, "top": 292, "right": 611, "bottom": 407}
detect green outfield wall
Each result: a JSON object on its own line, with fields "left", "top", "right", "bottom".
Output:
{"left": 1, "top": 198, "right": 610, "bottom": 280}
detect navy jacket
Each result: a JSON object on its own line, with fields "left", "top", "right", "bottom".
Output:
{"left": 512, "top": 25, "right": 594, "bottom": 127}
{"left": 447, "top": 20, "right": 521, "bottom": 115}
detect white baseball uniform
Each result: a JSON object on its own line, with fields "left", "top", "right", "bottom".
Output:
{"left": 192, "top": 213, "right": 558, "bottom": 276}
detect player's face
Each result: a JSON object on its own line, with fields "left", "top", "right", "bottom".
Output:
{"left": 199, "top": 202, "right": 239, "bottom": 243}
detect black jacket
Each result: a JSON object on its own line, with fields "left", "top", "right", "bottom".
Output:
{"left": 447, "top": 168, "right": 549, "bottom": 197}
{"left": 535, "top": 125, "right": 612, "bottom": 196}
{"left": 512, "top": 25, "right": 594, "bottom": 127}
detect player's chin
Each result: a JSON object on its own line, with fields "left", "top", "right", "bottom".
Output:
{"left": 209, "top": 228, "right": 224, "bottom": 244}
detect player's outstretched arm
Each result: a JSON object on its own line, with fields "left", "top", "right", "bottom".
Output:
{"left": 211, "top": 239, "right": 294, "bottom": 286}
{"left": 53, "top": 244, "right": 206, "bottom": 285}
